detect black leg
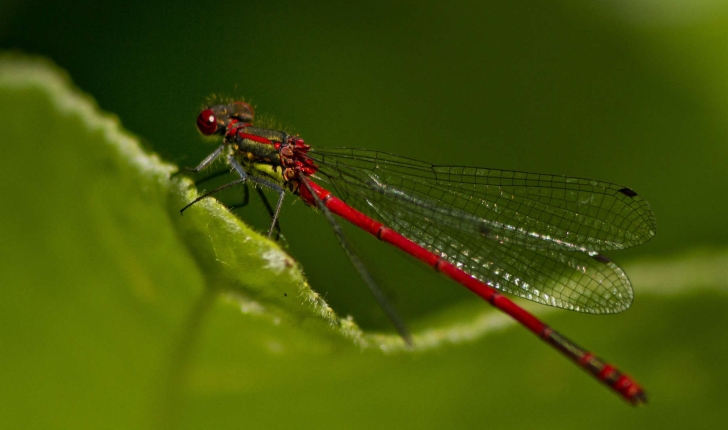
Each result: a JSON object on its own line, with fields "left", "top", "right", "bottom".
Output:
{"left": 226, "top": 183, "right": 251, "bottom": 210}
{"left": 180, "top": 178, "right": 247, "bottom": 214}
{"left": 255, "top": 187, "right": 284, "bottom": 241}
{"left": 185, "top": 145, "right": 225, "bottom": 173}
{"left": 227, "top": 155, "right": 286, "bottom": 238}
{"left": 172, "top": 145, "right": 225, "bottom": 179}
{"left": 298, "top": 176, "right": 412, "bottom": 346}
{"left": 178, "top": 149, "right": 288, "bottom": 241}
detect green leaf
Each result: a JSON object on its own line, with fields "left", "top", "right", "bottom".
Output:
{"left": 1, "top": 54, "right": 726, "bottom": 430}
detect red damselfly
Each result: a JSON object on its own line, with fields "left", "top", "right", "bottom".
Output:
{"left": 180, "top": 100, "right": 656, "bottom": 405}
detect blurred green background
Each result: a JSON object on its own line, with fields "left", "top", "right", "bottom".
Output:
{"left": 1, "top": 0, "right": 727, "bottom": 429}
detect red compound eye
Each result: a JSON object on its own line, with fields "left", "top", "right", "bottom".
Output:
{"left": 196, "top": 109, "right": 218, "bottom": 135}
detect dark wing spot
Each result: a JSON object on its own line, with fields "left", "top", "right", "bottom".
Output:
{"left": 618, "top": 187, "right": 638, "bottom": 197}
{"left": 592, "top": 253, "right": 612, "bottom": 263}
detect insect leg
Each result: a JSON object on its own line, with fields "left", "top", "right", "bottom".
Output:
{"left": 227, "top": 155, "right": 286, "bottom": 238}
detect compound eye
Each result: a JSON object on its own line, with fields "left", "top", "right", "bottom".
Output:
{"left": 196, "top": 109, "right": 218, "bottom": 135}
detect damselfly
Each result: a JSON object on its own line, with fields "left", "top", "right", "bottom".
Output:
{"left": 180, "top": 100, "right": 656, "bottom": 405}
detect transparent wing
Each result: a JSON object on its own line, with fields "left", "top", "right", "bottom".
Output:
{"left": 306, "top": 148, "right": 657, "bottom": 313}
